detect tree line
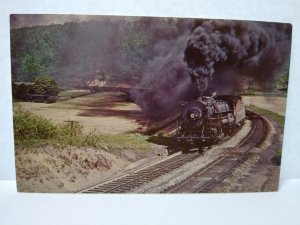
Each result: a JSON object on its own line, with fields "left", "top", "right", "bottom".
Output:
{"left": 11, "top": 18, "right": 188, "bottom": 85}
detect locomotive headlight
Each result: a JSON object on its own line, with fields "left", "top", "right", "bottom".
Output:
{"left": 190, "top": 112, "right": 197, "bottom": 119}
{"left": 188, "top": 110, "right": 202, "bottom": 120}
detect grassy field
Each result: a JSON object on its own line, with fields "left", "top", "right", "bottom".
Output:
{"left": 57, "top": 89, "right": 92, "bottom": 101}
{"left": 247, "top": 105, "right": 285, "bottom": 128}
{"left": 14, "top": 107, "right": 153, "bottom": 155}
{"left": 247, "top": 105, "right": 285, "bottom": 164}
{"left": 242, "top": 96, "right": 287, "bottom": 116}
{"left": 13, "top": 91, "right": 152, "bottom": 155}
{"left": 14, "top": 92, "right": 141, "bottom": 135}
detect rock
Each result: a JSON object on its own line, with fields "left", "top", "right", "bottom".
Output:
{"left": 121, "top": 150, "right": 138, "bottom": 162}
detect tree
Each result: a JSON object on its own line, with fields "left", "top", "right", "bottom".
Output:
{"left": 32, "top": 75, "right": 59, "bottom": 96}
{"left": 275, "top": 73, "right": 289, "bottom": 91}
{"left": 20, "top": 54, "right": 43, "bottom": 81}
{"left": 120, "top": 28, "right": 149, "bottom": 81}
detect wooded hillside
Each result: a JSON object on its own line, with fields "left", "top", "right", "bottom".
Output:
{"left": 11, "top": 18, "right": 191, "bottom": 86}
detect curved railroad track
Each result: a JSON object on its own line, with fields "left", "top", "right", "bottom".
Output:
{"left": 164, "top": 110, "right": 268, "bottom": 193}
{"left": 78, "top": 110, "right": 268, "bottom": 193}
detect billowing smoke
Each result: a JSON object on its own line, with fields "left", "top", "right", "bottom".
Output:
{"left": 133, "top": 19, "right": 194, "bottom": 119}
{"left": 11, "top": 16, "right": 292, "bottom": 119}
{"left": 56, "top": 18, "right": 125, "bottom": 84}
{"left": 184, "top": 20, "right": 292, "bottom": 96}
{"left": 133, "top": 20, "right": 292, "bottom": 119}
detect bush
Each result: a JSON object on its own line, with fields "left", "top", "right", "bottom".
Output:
{"left": 32, "top": 75, "right": 59, "bottom": 96}
{"left": 13, "top": 107, "right": 83, "bottom": 145}
{"left": 14, "top": 107, "right": 58, "bottom": 140}
{"left": 12, "top": 83, "right": 32, "bottom": 101}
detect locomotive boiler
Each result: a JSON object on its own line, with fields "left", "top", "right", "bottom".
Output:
{"left": 176, "top": 95, "right": 246, "bottom": 149}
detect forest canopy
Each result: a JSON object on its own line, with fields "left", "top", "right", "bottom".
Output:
{"left": 10, "top": 18, "right": 191, "bottom": 86}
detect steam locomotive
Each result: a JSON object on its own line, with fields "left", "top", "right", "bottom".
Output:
{"left": 175, "top": 95, "right": 246, "bottom": 150}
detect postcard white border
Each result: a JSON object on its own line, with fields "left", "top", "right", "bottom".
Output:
{"left": 0, "top": 0, "right": 299, "bottom": 224}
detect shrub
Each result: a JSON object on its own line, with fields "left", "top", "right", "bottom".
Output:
{"left": 13, "top": 107, "right": 83, "bottom": 145}
{"left": 14, "top": 107, "right": 57, "bottom": 141}
{"left": 12, "top": 83, "right": 32, "bottom": 101}
{"left": 32, "top": 75, "right": 59, "bottom": 96}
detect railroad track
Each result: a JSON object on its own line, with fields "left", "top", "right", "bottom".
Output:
{"left": 79, "top": 152, "right": 200, "bottom": 193}
{"left": 165, "top": 111, "right": 268, "bottom": 193}
{"left": 78, "top": 110, "right": 268, "bottom": 193}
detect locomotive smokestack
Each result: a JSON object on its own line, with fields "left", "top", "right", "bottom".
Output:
{"left": 184, "top": 20, "right": 292, "bottom": 96}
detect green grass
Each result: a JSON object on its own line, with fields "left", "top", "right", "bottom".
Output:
{"left": 247, "top": 105, "right": 285, "bottom": 128}
{"left": 14, "top": 107, "right": 153, "bottom": 154}
{"left": 247, "top": 105, "right": 285, "bottom": 165}
{"left": 241, "top": 90, "right": 287, "bottom": 97}
{"left": 80, "top": 133, "right": 153, "bottom": 153}
{"left": 276, "top": 147, "right": 282, "bottom": 165}
{"left": 57, "top": 90, "right": 91, "bottom": 101}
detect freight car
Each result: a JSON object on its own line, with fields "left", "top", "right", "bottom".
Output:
{"left": 175, "top": 95, "right": 246, "bottom": 150}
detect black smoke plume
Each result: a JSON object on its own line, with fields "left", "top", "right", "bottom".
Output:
{"left": 184, "top": 20, "right": 292, "bottom": 95}
{"left": 133, "top": 18, "right": 194, "bottom": 119}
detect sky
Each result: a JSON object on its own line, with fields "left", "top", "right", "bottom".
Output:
{"left": 10, "top": 14, "right": 143, "bottom": 29}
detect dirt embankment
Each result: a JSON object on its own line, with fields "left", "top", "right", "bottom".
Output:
{"left": 16, "top": 144, "right": 168, "bottom": 193}
{"left": 16, "top": 146, "right": 128, "bottom": 192}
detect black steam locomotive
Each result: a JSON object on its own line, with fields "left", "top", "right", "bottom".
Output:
{"left": 175, "top": 95, "right": 246, "bottom": 150}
